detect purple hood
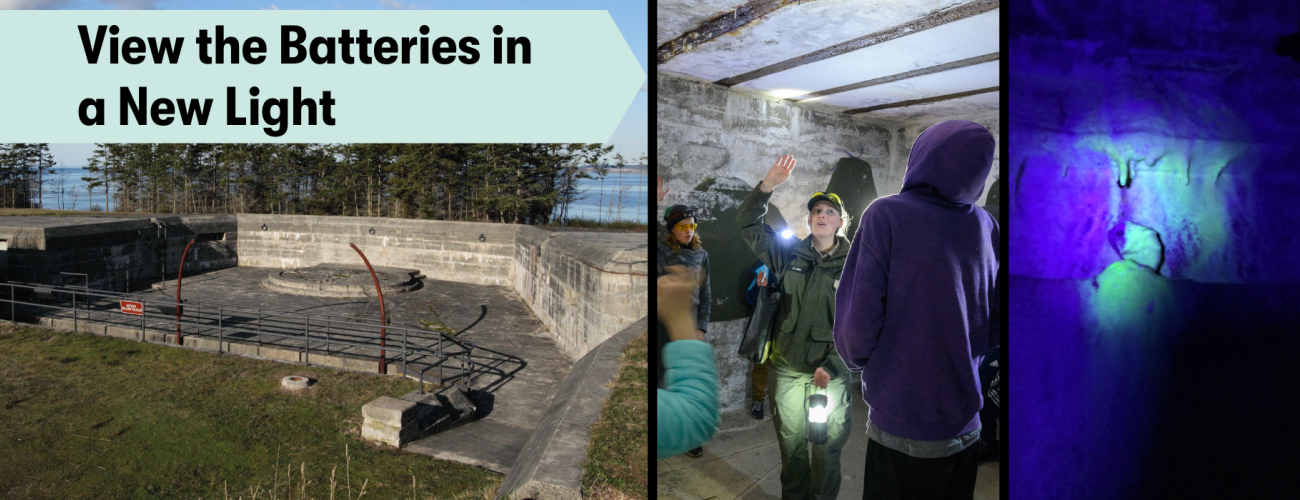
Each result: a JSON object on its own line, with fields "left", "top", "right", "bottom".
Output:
{"left": 901, "top": 120, "right": 996, "bottom": 205}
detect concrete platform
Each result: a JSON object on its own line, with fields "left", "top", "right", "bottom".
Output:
{"left": 657, "top": 383, "right": 1000, "bottom": 500}
{"left": 395, "top": 272, "right": 574, "bottom": 474}
{"left": 183, "top": 267, "right": 571, "bottom": 472}
{"left": 37, "top": 265, "right": 574, "bottom": 474}
{"left": 261, "top": 264, "right": 422, "bottom": 298}
{"left": 496, "top": 318, "right": 646, "bottom": 499}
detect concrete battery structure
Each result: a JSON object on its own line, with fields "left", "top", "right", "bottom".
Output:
{"left": 0, "top": 213, "right": 646, "bottom": 499}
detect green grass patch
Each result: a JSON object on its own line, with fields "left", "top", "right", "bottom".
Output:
{"left": 0, "top": 323, "right": 500, "bottom": 499}
{"left": 544, "top": 218, "right": 646, "bottom": 232}
{"left": 417, "top": 307, "right": 458, "bottom": 337}
{"left": 581, "top": 332, "right": 647, "bottom": 499}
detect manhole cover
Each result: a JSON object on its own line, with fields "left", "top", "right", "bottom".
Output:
{"left": 281, "top": 375, "right": 311, "bottom": 390}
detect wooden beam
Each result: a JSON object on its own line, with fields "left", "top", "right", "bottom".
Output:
{"left": 790, "top": 52, "right": 998, "bottom": 101}
{"left": 715, "top": 0, "right": 999, "bottom": 87}
{"left": 842, "top": 86, "right": 999, "bottom": 115}
{"left": 657, "top": 0, "right": 812, "bottom": 65}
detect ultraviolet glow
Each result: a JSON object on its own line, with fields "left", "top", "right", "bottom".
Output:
{"left": 1011, "top": 0, "right": 1300, "bottom": 497}
{"left": 1012, "top": 24, "right": 1255, "bottom": 500}
{"left": 1071, "top": 130, "right": 1249, "bottom": 282}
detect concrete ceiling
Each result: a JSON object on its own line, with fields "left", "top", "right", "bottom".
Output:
{"left": 657, "top": 0, "right": 1001, "bottom": 121}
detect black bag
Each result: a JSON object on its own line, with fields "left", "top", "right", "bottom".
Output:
{"left": 738, "top": 285, "right": 781, "bottom": 363}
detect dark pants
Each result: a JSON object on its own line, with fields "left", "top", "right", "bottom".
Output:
{"left": 863, "top": 438, "right": 979, "bottom": 500}
{"left": 977, "top": 346, "right": 999, "bottom": 447}
{"left": 752, "top": 361, "right": 768, "bottom": 402}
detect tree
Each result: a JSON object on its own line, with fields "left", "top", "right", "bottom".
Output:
{"left": 64, "top": 142, "right": 628, "bottom": 225}
{"left": 85, "top": 153, "right": 105, "bottom": 211}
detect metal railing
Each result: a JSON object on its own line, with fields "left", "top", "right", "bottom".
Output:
{"left": 0, "top": 281, "right": 525, "bottom": 393}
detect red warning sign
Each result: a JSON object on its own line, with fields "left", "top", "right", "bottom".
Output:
{"left": 120, "top": 301, "right": 143, "bottom": 315}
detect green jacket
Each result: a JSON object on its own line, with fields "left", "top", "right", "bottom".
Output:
{"left": 736, "top": 182, "right": 851, "bottom": 377}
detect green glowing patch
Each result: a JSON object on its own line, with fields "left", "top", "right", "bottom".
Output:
{"left": 1089, "top": 260, "right": 1179, "bottom": 335}
{"left": 1072, "top": 132, "right": 1248, "bottom": 281}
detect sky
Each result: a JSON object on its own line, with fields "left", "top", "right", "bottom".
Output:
{"left": 1, "top": 0, "right": 648, "bottom": 166}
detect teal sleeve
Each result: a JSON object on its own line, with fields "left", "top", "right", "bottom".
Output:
{"left": 657, "top": 340, "right": 719, "bottom": 459}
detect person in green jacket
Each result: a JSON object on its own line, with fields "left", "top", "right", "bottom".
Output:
{"left": 738, "top": 154, "right": 853, "bottom": 500}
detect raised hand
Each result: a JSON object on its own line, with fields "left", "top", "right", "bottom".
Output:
{"left": 761, "top": 155, "right": 796, "bottom": 193}
{"left": 657, "top": 176, "right": 670, "bottom": 204}
{"left": 658, "top": 265, "right": 705, "bottom": 342}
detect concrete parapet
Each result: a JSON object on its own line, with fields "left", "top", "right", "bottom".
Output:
{"left": 236, "top": 215, "right": 520, "bottom": 287}
{"left": 258, "top": 345, "right": 302, "bottom": 363}
{"left": 106, "top": 325, "right": 138, "bottom": 340}
{"left": 513, "top": 227, "right": 647, "bottom": 361}
{"left": 185, "top": 336, "right": 220, "bottom": 352}
{"left": 494, "top": 317, "right": 645, "bottom": 500}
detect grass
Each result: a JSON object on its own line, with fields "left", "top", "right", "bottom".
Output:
{"left": 0, "top": 322, "right": 500, "bottom": 499}
{"left": 417, "top": 307, "right": 458, "bottom": 337}
{"left": 581, "top": 332, "right": 647, "bottom": 499}
{"left": 544, "top": 218, "right": 646, "bottom": 232}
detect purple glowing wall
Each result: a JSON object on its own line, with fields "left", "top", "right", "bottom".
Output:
{"left": 1011, "top": 1, "right": 1300, "bottom": 497}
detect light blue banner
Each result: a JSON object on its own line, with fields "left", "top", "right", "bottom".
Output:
{"left": 0, "top": 10, "right": 643, "bottom": 143}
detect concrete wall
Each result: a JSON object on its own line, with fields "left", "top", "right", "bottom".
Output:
{"left": 236, "top": 216, "right": 647, "bottom": 359}
{"left": 0, "top": 215, "right": 238, "bottom": 290}
{"left": 514, "top": 227, "right": 648, "bottom": 361}
{"left": 657, "top": 73, "right": 900, "bottom": 235}
{"left": 1009, "top": 35, "right": 1300, "bottom": 283}
{"left": 236, "top": 215, "right": 521, "bottom": 287}
{"left": 237, "top": 216, "right": 648, "bottom": 359}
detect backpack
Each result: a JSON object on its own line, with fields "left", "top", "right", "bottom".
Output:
{"left": 738, "top": 282, "right": 781, "bottom": 364}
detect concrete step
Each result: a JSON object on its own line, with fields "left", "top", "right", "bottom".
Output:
{"left": 403, "top": 417, "right": 534, "bottom": 474}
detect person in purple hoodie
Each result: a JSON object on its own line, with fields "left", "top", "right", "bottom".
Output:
{"left": 833, "top": 120, "right": 999, "bottom": 500}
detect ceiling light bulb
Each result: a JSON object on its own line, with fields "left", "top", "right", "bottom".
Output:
{"left": 769, "top": 89, "right": 809, "bottom": 99}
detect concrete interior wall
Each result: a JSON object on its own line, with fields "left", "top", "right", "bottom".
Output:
{"left": 1010, "top": 1, "right": 1300, "bottom": 497}
{"left": 658, "top": 72, "right": 1000, "bottom": 415}
{"left": 1010, "top": 35, "right": 1300, "bottom": 283}
{"left": 657, "top": 73, "right": 898, "bottom": 236}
